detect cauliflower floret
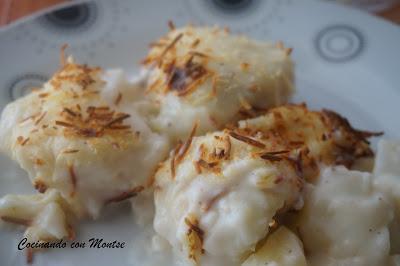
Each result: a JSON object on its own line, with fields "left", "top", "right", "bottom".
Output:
{"left": 154, "top": 127, "right": 303, "bottom": 266}
{"left": 0, "top": 59, "right": 169, "bottom": 241}
{"left": 295, "top": 166, "right": 393, "bottom": 266}
{"left": 143, "top": 26, "right": 294, "bottom": 142}
{"left": 0, "top": 190, "right": 69, "bottom": 242}
{"left": 373, "top": 139, "right": 400, "bottom": 255}
{"left": 242, "top": 226, "right": 307, "bottom": 266}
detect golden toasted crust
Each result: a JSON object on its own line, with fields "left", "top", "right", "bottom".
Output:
{"left": 238, "top": 103, "right": 382, "bottom": 181}
{"left": 143, "top": 30, "right": 214, "bottom": 97}
{"left": 143, "top": 26, "right": 292, "bottom": 98}
{"left": 8, "top": 60, "right": 144, "bottom": 171}
{"left": 50, "top": 63, "right": 101, "bottom": 91}
{"left": 158, "top": 103, "right": 380, "bottom": 183}
{"left": 26, "top": 62, "right": 133, "bottom": 141}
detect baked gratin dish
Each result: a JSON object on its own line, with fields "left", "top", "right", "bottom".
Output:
{"left": 0, "top": 25, "right": 399, "bottom": 266}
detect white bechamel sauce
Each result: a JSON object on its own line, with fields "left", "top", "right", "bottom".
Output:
{"left": 296, "top": 166, "right": 394, "bottom": 266}
{"left": 0, "top": 62, "right": 169, "bottom": 242}
{"left": 153, "top": 129, "right": 303, "bottom": 266}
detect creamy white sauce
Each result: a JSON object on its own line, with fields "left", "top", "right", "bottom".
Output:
{"left": 0, "top": 29, "right": 399, "bottom": 266}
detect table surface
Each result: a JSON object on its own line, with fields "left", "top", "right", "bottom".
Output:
{"left": 0, "top": 0, "right": 400, "bottom": 27}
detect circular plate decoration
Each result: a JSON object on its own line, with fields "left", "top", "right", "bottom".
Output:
{"left": 37, "top": 2, "right": 98, "bottom": 34}
{"left": 0, "top": 0, "right": 134, "bottom": 61}
{"left": 315, "top": 24, "right": 365, "bottom": 62}
{"left": 7, "top": 73, "right": 48, "bottom": 100}
{"left": 207, "top": 0, "right": 261, "bottom": 15}
{"left": 181, "top": 0, "right": 283, "bottom": 33}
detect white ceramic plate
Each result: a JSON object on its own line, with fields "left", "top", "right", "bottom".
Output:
{"left": 1, "top": 0, "right": 400, "bottom": 265}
